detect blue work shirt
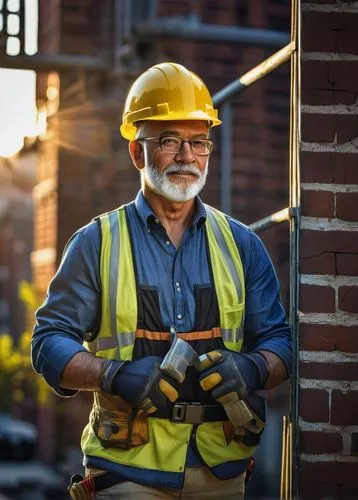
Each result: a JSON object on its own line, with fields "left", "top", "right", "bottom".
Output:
{"left": 32, "top": 191, "right": 292, "bottom": 488}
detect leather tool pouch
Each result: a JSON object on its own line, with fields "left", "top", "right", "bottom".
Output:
{"left": 223, "top": 416, "right": 265, "bottom": 447}
{"left": 223, "top": 393, "right": 266, "bottom": 447}
{"left": 91, "top": 393, "right": 149, "bottom": 450}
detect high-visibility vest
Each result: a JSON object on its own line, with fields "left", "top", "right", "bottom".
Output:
{"left": 81, "top": 204, "right": 256, "bottom": 473}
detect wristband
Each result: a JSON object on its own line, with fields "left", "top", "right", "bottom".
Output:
{"left": 99, "top": 359, "right": 128, "bottom": 394}
{"left": 248, "top": 352, "right": 270, "bottom": 387}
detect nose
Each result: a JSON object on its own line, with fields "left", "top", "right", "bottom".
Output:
{"left": 174, "top": 141, "right": 195, "bottom": 164}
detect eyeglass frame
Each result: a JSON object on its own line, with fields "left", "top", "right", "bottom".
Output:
{"left": 138, "top": 136, "right": 214, "bottom": 156}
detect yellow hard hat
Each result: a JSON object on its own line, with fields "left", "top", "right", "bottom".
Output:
{"left": 120, "top": 62, "right": 221, "bottom": 140}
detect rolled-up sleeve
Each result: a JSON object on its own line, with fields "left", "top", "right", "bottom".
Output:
{"left": 230, "top": 220, "right": 292, "bottom": 375}
{"left": 31, "top": 222, "right": 101, "bottom": 396}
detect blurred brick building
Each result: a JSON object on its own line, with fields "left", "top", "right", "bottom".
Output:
{"left": 0, "top": 155, "right": 35, "bottom": 339}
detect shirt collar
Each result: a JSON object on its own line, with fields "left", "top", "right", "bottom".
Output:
{"left": 134, "top": 190, "right": 207, "bottom": 230}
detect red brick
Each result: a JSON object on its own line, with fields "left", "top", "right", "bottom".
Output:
{"left": 336, "top": 193, "right": 358, "bottom": 222}
{"left": 302, "top": 12, "right": 358, "bottom": 54}
{"left": 300, "top": 479, "right": 337, "bottom": 500}
{"left": 337, "top": 253, "right": 358, "bottom": 276}
{"left": 301, "top": 230, "right": 358, "bottom": 257}
{"left": 339, "top": 286, "right": 358, "bottom": 313}
{"left": 302, "top": 88, "right": 356, "bottom": 106}
{"left": 300, "top": 324, "right": 358, "bottom": 354}
{"left": 300, "top": 152, "right": 358, "bottom": 184}
{"left": 300, "top": 388, "right": 329, "bottom": 422}
{"left": 300, "top": 361, "right": 358, "bottom": 381}
{"left": 300, "top": 253, "right": 335, "bottom": 275}
{"left": 301, "top": 114, "right": 358, "bottom": 144}
{"left": 339, "top": 482, "right": 358, "bottom": 498}
{"left": 300, "top": 461, "right": 358, "bottom": 498}
{"left": 300, "top": 284, "right": 335, "bottom": 313}
{"left": 300, "top": 430, "right": 343, "bottom": 454}
{"left": 301, "top": 190, "right": 334, "bottom": 218}
{"left": 302, "top": 61, "right": 358, "bottom": 95}
{"left": 331, "top": 390, "right": 358, "bottom": 425}
{"left": 301, "top": 459, "right": 358, "bottom": 482}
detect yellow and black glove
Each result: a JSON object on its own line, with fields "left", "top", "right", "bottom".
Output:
{"left": 197, "top": 350, "right": 269, "bottom": 399}
{"left": 197, "top": 350, "right": 268, "bottom": 430}
{"left": 100, "top": 357, "right": 179, "bottom": 414}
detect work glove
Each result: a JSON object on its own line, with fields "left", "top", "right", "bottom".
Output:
{"left": 197, "top": 350, "right": 269, "bottom": 401}
{"left": 100, "top": 357, "right": 179, "bottom": 414}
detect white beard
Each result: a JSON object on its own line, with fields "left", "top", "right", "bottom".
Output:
{"left": 142, "top": 161, "right": 208, "bottom": 202}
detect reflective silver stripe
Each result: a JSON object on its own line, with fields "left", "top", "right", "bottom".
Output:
{"left": 93, "top": 331, "right": 136, "bottom": 351}
{"left": 109, "top": 211, "right": 120, "bottom": 348}
{"left": 206, "top": 207, "right": 243, "bottom": 302}
{"left": 221, "top": 328, "right": 244, "bottom": 343}
{"left": 93, "top": 336, "right": 118, "bottom": 351}
{"left": 118, "top": 331, "right": 136, "bottom": 346}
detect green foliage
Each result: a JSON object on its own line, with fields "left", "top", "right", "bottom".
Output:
{"left": 0, "top": 281, "right": 52, "bottom": 409}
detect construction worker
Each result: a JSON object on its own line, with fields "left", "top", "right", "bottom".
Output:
{"left": 31, "top": 62, "right": 292, "bottom": 499}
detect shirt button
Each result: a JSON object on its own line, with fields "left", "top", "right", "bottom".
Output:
{"left": 177, "top": 314, "right": 183, "bottom": 320}
{"left": 165, "top": 240, "right": 170, "bottom": 246}
{"left": 147, "top": 228, "right": 151, "bottom": 233}
{"left": 175, "top": 281, "right": 180, "bottom": 287}
{"left": 155, "top": 218, "right": 160, "bottom": 224}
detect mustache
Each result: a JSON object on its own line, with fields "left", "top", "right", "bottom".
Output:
{"left": 164, "top": 163, "right": 201, "bottom": 178}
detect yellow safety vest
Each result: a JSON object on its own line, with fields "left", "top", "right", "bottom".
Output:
{"left": 81, "top": 204, "right": 256, "bottom": 473}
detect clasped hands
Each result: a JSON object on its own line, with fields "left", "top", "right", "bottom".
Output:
{"left": 100, "top": 350, "right": 269, "bottom": 416}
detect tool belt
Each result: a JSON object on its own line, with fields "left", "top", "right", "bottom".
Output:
{"left": 92, "top": 395, "right": 264, "bottom": 450}
{"left": 155, "top": 402, "right": 227, "bottom": 423}
{"left": 92, "top": 392, "right": 229, "bottom": 450}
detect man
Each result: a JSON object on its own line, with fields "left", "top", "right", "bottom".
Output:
{"left": 32, "top": 62, "right": 292, "bottom": 499}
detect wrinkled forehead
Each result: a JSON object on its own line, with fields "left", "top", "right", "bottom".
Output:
{"left": 136, "top": 120, "right": 209, "bottom": 138}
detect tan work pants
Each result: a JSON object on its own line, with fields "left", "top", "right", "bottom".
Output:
{"left": 90, "top": 467, "right": 246, "bottom": 499}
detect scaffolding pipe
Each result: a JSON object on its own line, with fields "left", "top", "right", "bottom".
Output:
{"left": 249, "top": 207, "right": 297, "bottom": 233}
{"left": 213, "top": 41, "right": 295, "bottom": 107}
{"left": 0, "top": 53, "right": 111, "bottom": 72}
{"left": 220, "top": 102, "right": 233, "bottom": 215}
{"left": 133, "top": 19, "right": 290, "bottom": 48}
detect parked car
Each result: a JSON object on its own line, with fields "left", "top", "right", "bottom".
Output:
{"left": 0, "top": 413, "right": 37, "bottom": 460}
{"left": 0, "top": 414, "right": 65, "bottom": 499}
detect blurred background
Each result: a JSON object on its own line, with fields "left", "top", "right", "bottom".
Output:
{"left": 0, "top": 1, "right": 291, "bottom": 498}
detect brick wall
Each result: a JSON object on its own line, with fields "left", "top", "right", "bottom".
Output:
{"left": 299, "top": 1, "right": 358, "bottom": 498}
{"left": 32, "top": 0, "right": 61, "bottom": 298}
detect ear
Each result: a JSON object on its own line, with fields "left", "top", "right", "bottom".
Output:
{"left": 129, "top": 140, "right": 145, "bottom": 171}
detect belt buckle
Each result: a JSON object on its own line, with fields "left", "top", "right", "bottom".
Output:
{"left": 171, "top": 403, "right": 204, "bottom": 424}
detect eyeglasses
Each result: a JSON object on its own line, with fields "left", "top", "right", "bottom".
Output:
{"left": 139, "top": 136, "right": 214, "bottom": 156}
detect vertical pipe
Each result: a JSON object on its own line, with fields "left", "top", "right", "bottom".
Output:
{"left": 220, "top": 102, "right": 232, "bottom": 215}
{"left": 288, "top": 0, "right": 300, "bottom": 498}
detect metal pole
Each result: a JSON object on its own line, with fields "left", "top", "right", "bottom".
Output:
{"left": 249, "top": 207, "right": 296, "bottom": 233}
{"left": 213, "top": 42, "right": 295, "bottom": 107}
{"left": 134, "top": 19, "right": 289, "bottom": 48}
{"left": 220, "top": 102, "right": 232, "bottom": 215}
{"left": 288, "top": 0, "right": 300, "bottom": 498}
{"left": 0, "top": 53, "right": 111, "bottom": 72}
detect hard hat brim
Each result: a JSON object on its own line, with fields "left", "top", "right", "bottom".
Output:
{"left": 121, "top": 114, "right": 222, "bottom": 141}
